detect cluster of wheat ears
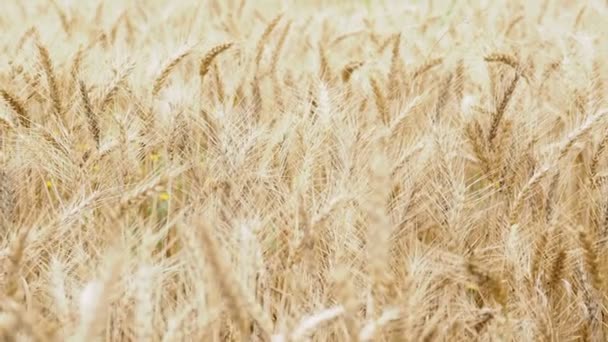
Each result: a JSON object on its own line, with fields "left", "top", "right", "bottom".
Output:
{"left": 0, "top": 0, "right": 607, "bottom": 340}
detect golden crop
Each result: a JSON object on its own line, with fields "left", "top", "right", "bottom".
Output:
{"left": 0, "top": 0, "right": 607, "bottom": 340}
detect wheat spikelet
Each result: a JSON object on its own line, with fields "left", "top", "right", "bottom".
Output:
{"left": 212, "top": 63, "right": 225, "bottom": 104}
{"left": 466, "top": 120, "right": 492, "bottom": 175}
{"left": 98, "top": 61, "right": 135, "bottom": 112}
{"left": 454, "top": 59, "right": 465, "bottom": 103}
{"left": 590, "top": 128, "right": 608, "bottom": 178}
{"left": 78, "top": 81, "right": 100, "bottom": 150}
{"left": 134, "top": 265, "right": 155, "bottom": 342}
{"left": 329, "top": 30, "right": 364, "bottom": 47}
{"left": 168, "top": 111, "right": 189, "bottom": 160}
{"left": 152, "top": 47, "right": 192, "bottom": 96}
{"left": 359, "top": 308, "right": 401, "bottom": 341}
{"left": 290, "top": 196, "right": 350, "bottom": 268}
{"left": 49, "top": 258, "right": 71, "bottom": 333}
{"left": 0, "top": 296, "right": 47, "bottom": 342}
{"left": 72, "top": 252, "right": 122, "bottom": 341}
{"left": 288, "top": 200, "right": 313, "bottom": 267}
{"left": 558, "top": 109, "right": 608, "bottom": 160}
{"left": 15, "top": 26, "right": 38, "bottom": 53}
{"left": 268, "top": 21, "right": 291, "bottom": 107}
{"left": 0, "top": 171, "right": 15, "bottom": 230}
{"left": 330, "top": 267, "right": 359, "bottom": 340}
{"left": 548, "top": 244, "right": 566, "bottom": 292}
{"left": 573, "top": 5, "right": 586, "bottom": 29}
{"left": 161, "top": 305, "right": 196, "bottom": 342}
{"left": 200, "top": 42, "right": 233, "bottom": 83}
{"left": 270, "top": 21, "right": 292, "bottom": 75}
{"left": 192, "top": 222, "right": 274, "bottom": 340}
{"left": 200, "top": 107, "right": 219, "bottom": 149}
{"left": 488, "top": 73, "right": 520, "bottom": 145}
{"left": 22, "top": 71, "right": 42, "bottom": 102}
{"left": 319, "top": 42, "right": 333, "bottom": 83}
{"left": 484, "top": 53, "right": 520, "bottom": 70}
{"left": 371, "top": 76, "right": 390, "bottom": 126}
{"left": 3, "top": 227, "right": 31, "bottom": 298}
{"left": 70, "top": 46, "right": 85, "bottom": 82}
{"left": 365, "top": 151, "right": 394, "bottom": 315}
{"left": 289, "top": 306, "right": 345, "bottom": 341}
{"left": 531, "top": 225, "right": 554, "bottom": 282}
{"left": 236, "top": 0, "right": 247, "bottom": 17}
{"left": 8, "top": 61, "right": 24, "bottom": 80}
{"left": 579, "top": 228, "right": 602, "bottom": 291}
{"left": 376, "top": 34, "right": 394, "bottom": 54}
{"left": 504, "top": 15, "right": 524, "bottom": 36}
{"left": 251, "top": 76, "right": 263, "bottom": 120}
{"left": 109, "top": 12, "right": 125, "bottom": 43}
{"left": 271, "top": 75, "right": 284, "bottom": 109}
{"left": 539, "top": 60, "right": 561, "bottom": 92}
{"left": 341, "top": 61, "right": 363, "bottom": 83}
{"left": 492, "top": 118, "right": 513, "bottom": 175}
{"left": 411, "top": 58, "right": 443, "bottom": 79}
{"left": 466, "top": 261, "right": 507, "bottom": 307}
{"left": 116, "top": 170, "right": 185, "bottom": 214}
{"left": 510, "top": 165, "right": 551, "bottom": 224}
{"left": 39, "top": 129, "right": 72, "bottom": 159}
{"left": 591, "top": 60, "right": 604, "bottom": 107}
{"left": 0, "top": 89, "right": 30, "bottom": 128}
{"left": 254, "top": 14, "right": 283, "bottom": 70}
{"left": 50, "top": 0, "right": 71, "bottom": 35}
{"left": 387, "top": 33, "right": 402, "bottom": 98}
{"left": 472, "top": 309, "right": 495, "bottom": 334}
{"left": 36, "top": 41, "right": 62, "bottom": 116}
{"left": 485, "top": 52, "right": 532, "bottom": 83}
{"left": 543, "top": 171, "right": 560, "bottom": 224}
{"left": 434, "top": 72, "right": 453, "bottom": 122}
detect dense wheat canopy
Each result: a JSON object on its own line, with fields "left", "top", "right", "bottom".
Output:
{"left": 0, "top": 0, "right": 608, "bottom": 340}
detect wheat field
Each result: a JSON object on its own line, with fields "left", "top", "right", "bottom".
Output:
{"left": 0, "top": 0, "right": 607, "bottom": 340}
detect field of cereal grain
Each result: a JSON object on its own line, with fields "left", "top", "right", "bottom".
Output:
{"left": 1, "top": 0, "right": 608, "bottom": 340}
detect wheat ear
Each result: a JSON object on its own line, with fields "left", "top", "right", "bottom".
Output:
{"left": 200, "top": 43, "right": 234, "bottom": 83}
{"left": 152, "top": 47, "right": 192, "bottom": 96}
{"left": 0, "top": 89, "right": 30, "bottom": 128}
{"left": 371, "top": 77, "right": 390, "bottom": 126}
{"left": 254, "top": 14, "right": 283, "bottom": 70}
{"left": 194, "top": 222, "right": 274, "bottom": 339}
{"left": 341, "top": 61, "right": 364, "bottom": 83}
{"left": 79, "top": 81, "right": 100, "bottom": 149}
{"left": 36, "top": 41, "right": 62, "bottom": 117}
